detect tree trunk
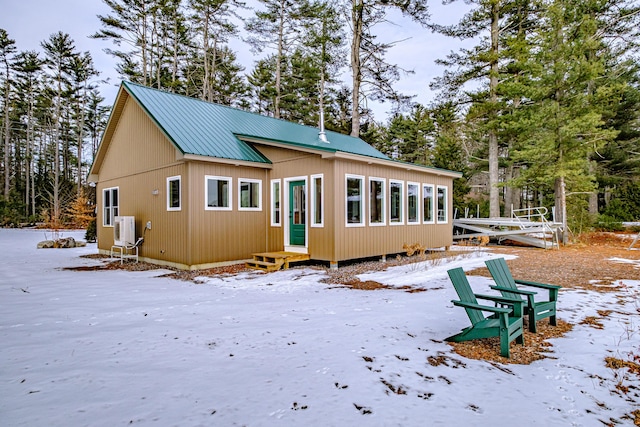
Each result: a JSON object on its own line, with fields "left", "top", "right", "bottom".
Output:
{"left": 3, "top": 66, "right": 10, "bottom": 200}
{"left": 488, "top": 0, "right": 500, "bottom": 218}
{"left": 76, "top": 84, "right": 87, "bottom": 195}
{"left": 555, "top": 175, "right": 567, "bottom": 244}
{"left": 350, "top": 0, "right": 363, "bottom": 137}
{"left": 202, "top": 7, "right": 211, "bottom": 101}
{"left": 274, "top": 0, "right": 285, "bottom": 119}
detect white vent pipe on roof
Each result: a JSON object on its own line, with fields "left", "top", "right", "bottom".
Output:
{"left": 319, "top": 108, "right": 329, "bottom": 143}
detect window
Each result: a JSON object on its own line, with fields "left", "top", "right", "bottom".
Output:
{"left": 389, "top": 180, "right": 403, "bottom": 224}
{"left": 346, "top": 175, "right": 364, "bottom": 226}
{"left": 311, "top": 174, "right": 323, "bottom": 227}
{"left": 422, "top": 184, "right": 434, "bottom": 223}
{"left": 369, "top": 177, "right": 385, "bottom": 225}
{"left": 167, "top": 176, "right": 181, "bottom": 211}
{"left": 205, "top": 176, "right": 231, "bottom": 210}
{"left": 407, "top": 182, "right": 419, "bottom": 224}
{"left": 103, "top": 187, "right": 119, "bottom": 226}
{"left": 239, "top": 179, "right": 261, "bottom": 210}
{"left": 271, "top": 179, "right": 281, "bottom": 226}
{"left": 437, "top": 185, "right": 448, "bottom": 223}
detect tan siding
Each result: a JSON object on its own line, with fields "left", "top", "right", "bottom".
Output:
{"left": 254, "top": 144, "right": 338, "bottom": 261}
{"left": 95, "top": 97, "right": 190, "bottom": 266}
{"left": 98, "top": 97, "right": 180, "bottom": 182}
{"left": 187, "top": 163, "right": 270, "bottom": 265}
{"left": 96, "top": 164, "right": 189, "bottom": 266}
{"left": 331, "top": 159, "right": 454, "bottom": 262}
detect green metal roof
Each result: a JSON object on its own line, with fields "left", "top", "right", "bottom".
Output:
{"left": 122, "top": 81, "right": 390, "bottom": 163}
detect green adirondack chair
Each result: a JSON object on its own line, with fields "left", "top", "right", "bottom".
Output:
{"left": 446, "top": 267, "right": 524, "bottom": 358}
{"left": 485, "top": 258, "right": 561, "bottom": 333}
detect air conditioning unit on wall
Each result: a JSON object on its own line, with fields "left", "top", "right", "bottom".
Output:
{"left": 114, "top": 216, "right": 135, "bottom": 246}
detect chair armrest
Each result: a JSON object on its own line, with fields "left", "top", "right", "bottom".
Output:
{"left": 514, "top": 279, "right": 561, "bottom": 290}
{"left": 475, "top": 293, "right": 524, "bottom": 318}
{"left": 490, "top": 285, "right": 537, "bottom": 296}
{"left": 452, "top": 300, "right": 512, "bottom": 314}
{"left": 475, "top": 293, "right": 524, "bottom": 306}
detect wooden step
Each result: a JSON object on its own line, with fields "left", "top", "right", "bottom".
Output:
{"left": 245, "top": 259, "right": 284, "bottom": 272}
{"left": 246, "top": 251, "right": 310, "bottom": 272}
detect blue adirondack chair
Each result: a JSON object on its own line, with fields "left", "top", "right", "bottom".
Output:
{"left": 446, "top": 267, "right": 525, "bottom": 358}
{"left": 485, "top": 258, "right": 561, "bottom": 333}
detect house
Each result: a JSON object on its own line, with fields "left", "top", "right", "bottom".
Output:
{"left": 89, "top": 81, "right": 462, "bottom": 270}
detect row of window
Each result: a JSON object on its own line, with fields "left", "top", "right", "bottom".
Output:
{"left": 102, "top": 174, "right": 448, "bottom": 227}
{"left": 171, "top": 175, "right": 263, "bottom": 212}
{"left": 205, "top": 175, "right": 261, "bottom": 211}
{"left": 346, "top": 175, "right": 447, "bottom": 227}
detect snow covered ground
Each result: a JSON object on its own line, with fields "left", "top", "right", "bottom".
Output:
{"left": 1, "top": 228, "right": 638, "bottom": 426}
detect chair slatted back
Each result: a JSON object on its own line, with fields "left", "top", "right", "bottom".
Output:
{"left": 447, "top": 267, "right": 485, "bottom": 326}
{"left": 485, "top": 258, "right": 520, "bottom": 300}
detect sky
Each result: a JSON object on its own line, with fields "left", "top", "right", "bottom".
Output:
{"left": 1, "top": 228, "right": 639, "bottom": 426}
{"left": 0, "top": 0, "right": 474, "bottom": 121}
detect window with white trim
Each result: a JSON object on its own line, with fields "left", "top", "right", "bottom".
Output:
{"left": 103, "top": 187, "right": 119, "bottom": 226}
{"left": 271, "top": 179, "right": 281, "bottom": 226}
{"left": 311, "top": 174, "right": 324, "bottom": 227}
{"left": 239, "top": 178, "right": 262, "bottom": 210}
{"left": 422, "top": 184, "right": 435, "bottom": 223}
{"left": 346, "top": 174, "right": 364, "bottom": 226}
{"left": 167, "top": 176, "right": 181, "bottom": 211}
{"left": 407, "top": 182, "right": 420, "bottom": 224}
{"left": 437, "top": 185, "right": 448, "bottom": 223}
{"left": 369, "top": 177, "right": 385, "bottom": 225}
{"left": 389, "top": 180, "right": 404, "bottom": 224}
{"left": 205, "top": 175, "right": 231, "bottom": 210}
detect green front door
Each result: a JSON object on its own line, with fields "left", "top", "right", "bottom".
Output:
{"left": 289, "top": 180, "right": 306, "bottom": 246}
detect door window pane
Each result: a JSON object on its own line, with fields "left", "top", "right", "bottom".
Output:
{"left": 293, "top": 185, "right": 305, "bottom": 225}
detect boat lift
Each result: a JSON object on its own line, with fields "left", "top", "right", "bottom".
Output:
{"left": 453, "top": 206, "right": 562, "bottom": 249}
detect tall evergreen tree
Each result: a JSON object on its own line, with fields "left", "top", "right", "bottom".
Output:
{"left": 41, "top": 32, "right": 75, "bottom": 225}
{"left": 67, "top": 52, "right": 99, "bottom": 194}
{"left": 509, "top": 0, "right": 624, "bottom": 240}
{"left": 13, "top": 50, "right": 43, "bottom": 218}
{"left": 0, "top": 28, "right": 16, "bottom": 201}
{"left": 430, "top": 0, "right": 522, "bottom": 217}
{"left": 188, "top": 0, "right": 245, "bottom": 101}
{"left": 348, "top": 0, "right": 429, "bottom": 137}
{"left": 245, "top": 0, "right": 305, "bottom": 119}
{"left": 299, "top": 0, "right": 346, "bottom": 132}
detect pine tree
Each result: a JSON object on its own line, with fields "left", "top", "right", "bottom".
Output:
{"left": 0, "top": 28, "right": 17, "bottom": 201}
{"left": 245, "top": 0, "right": 305, "bottom": 119}
{"left": 68, "top": 52, "right": 99, "bottom": 195}
{"left": 42, "top": 32, "right": 75, "bottom": 226}
{"left": 188, "top": 0, "right": 245, "bottom": 101}
{"left": 348, "top": 0, "right": 429, "bottom": 137}
{"left": 247, "top": 55, "right": 278, "bottom": 115}
{"left": 299, "top": 0, "right": 346, "bottom": 132}
{"left": 13, "top": 50, "right": 43, "bottom": 218}
{"left": 509, "top": 0, "right": 623, "bottom": 240}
